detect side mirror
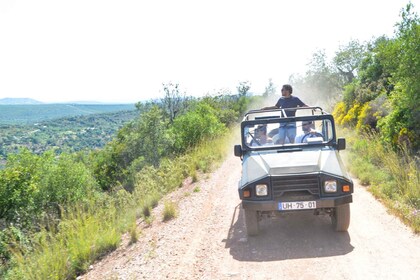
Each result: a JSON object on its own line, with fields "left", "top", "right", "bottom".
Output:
{"left": 337, "top": 138, "right": 346, "bottom": 150}
{"left": 234, "top": 145, "right": 243, "bottom": 157}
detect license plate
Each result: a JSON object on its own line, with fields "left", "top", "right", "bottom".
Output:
{"left": 278, "top": 201, "right": 316, "bottom": 210}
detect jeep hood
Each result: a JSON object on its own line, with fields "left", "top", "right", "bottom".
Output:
{"left": 240, "top": 149, "right": 351, "bottom": 186}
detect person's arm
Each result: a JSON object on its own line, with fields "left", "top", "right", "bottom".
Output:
{"left": 261, "top": 105, "right": 278, "bottom": 110}
{"left": 262, "top": 98, "right": 281, "bottom": 110}
{"left": 296, "top": 97, "right": 309, "bottom": 107}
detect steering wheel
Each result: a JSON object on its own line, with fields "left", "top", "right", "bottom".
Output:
{"left": 301, "top": 132, "right": 324, "bottom": 143}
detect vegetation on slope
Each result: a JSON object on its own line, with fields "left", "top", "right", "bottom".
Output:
{"left": 292, "top": 3, "right": 419, "bottom": 231}
{"left": 0, "top": 110, "right": 138, "bottom": 161}
{"left": 0, "top": 84, "right": 261, "bottom": 279}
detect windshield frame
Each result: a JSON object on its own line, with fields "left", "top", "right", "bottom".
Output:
{"left": 240, "top": 114, "right": 337, "bottom": 152}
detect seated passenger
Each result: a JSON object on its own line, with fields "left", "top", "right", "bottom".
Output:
{"left": 295, "top": 121, "right": 323, "bottom": 143}
{"left": 251, "top": 125, "right": 272, "bottom": 146}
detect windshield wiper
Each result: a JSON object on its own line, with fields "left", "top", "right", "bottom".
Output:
{"left": 277, "top": 148, "right": 302, "bottom": 153}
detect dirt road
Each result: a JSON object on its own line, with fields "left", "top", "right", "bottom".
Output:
{"left": 81, "top": 154, "right": 420, "bottom": 280}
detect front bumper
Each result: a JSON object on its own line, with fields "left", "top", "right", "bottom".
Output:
{"left": 241, "top": 195, "right": 352, "bottom": 211}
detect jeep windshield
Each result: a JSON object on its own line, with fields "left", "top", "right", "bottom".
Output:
{"left": 241, "top": 107, "right": 336, "bottom": 150}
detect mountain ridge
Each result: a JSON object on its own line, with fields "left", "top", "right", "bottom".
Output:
{"left": 0, "top": 98, "right": 44, "bottom": 105}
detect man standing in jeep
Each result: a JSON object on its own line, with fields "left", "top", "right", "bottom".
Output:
{"left": 261, "top": 84, "right": 309, "bottom": 144}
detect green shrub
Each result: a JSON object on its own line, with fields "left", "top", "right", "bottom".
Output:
{"left": 170, "top": 103, "right": 227, "bottom": 153}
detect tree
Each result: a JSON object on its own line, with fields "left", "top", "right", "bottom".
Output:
{"left": 135, "top": 106, "right": 172, "bottom": 167}
{"left": 237, "top": 81, "right": 251, "bottom": 96}
{"left": 377, "top": 3, "right": 420, "bottom": 150}
{"left": 333, "top": 40, "right": 367, "bottom": 84}
{"left": 263, "top": 78, "right": 276, "bottom": 97}
{"left": 162, "top": 82, "right": 189, "bottom": 123}
{"left": 289, "top": 50, "right": 342, "bottom": 107}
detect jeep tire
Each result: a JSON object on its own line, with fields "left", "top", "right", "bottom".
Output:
{"left": 244, "top": 208, "right": 259, "bottom": 236}
{"left": 332, "top": 203, "right": 350, "bottom": 231}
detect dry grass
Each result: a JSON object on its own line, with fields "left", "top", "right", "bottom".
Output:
{"left": 339, "top": 127, "right": 420, "bottom": 233}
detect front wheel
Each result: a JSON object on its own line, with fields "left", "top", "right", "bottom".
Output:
{"left": 331, "top": 203, "right": 350, "bottom": 232}
{"left": 244, "top": 208, "right": 259, "bottom": 236}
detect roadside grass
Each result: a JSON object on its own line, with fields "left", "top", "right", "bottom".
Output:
{"left": 339, "top": 127, "right": 420, "bottom": 233}
{"left": 4, "top": 132, "right": 233, "bottom": 280}
{"left": 162, "top": 201, "right": 178, "bottom": 222}
{"left": 6, "top": 202, "right": 123, "bottom": 280}
{"left": 129, "top": 222, "right": 140, "bottom": 245}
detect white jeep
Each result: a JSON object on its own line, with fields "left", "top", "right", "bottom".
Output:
{"left": 234, "top": 107, "right": 353, "bottom": 236}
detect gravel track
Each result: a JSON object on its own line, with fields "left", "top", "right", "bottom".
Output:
{"left": 81, "top": 154, "right": 420, "bottom": 280}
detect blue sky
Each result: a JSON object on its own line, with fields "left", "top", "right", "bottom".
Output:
{"left": 0, "top": 0, "right": 418, "bottom": 103}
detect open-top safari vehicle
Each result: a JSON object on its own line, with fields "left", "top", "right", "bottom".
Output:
{"left": 234, "top": 107, "right": 353, "bottom": 236}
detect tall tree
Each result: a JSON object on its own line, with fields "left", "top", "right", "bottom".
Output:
{"left": 237, "top": 81, "right": 251, "bottom": 96}
{"left": 289, "top": 49, "right": 342, "bottom": 107}
{"left": 263, "top": 78, "right": 276, "bottom": 97}
{"left": 378, "top": 3, "right": 420, "bottom": 150}
{"left": 333, "top": 40, "right": 367, "bottom": 84}
{"left": 162, "top": 82, "right": 188, "bottom": 123}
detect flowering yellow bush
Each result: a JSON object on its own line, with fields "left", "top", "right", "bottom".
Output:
{"left": 342, "top": 103, "right": 361, "bottom": 126}
{"left": 356, "top": 103, "right": 372, "bottom": 132}
{"left": 332, "top": 102, "right": 346, "bottom": 125}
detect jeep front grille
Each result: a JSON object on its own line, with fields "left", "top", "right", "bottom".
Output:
{"left": 271, "top": 175, "right": 320, "bottom": 199}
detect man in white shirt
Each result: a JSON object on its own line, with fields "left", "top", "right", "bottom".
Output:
{"left": 295, "top": 121, "right": 323, "bottom": 143}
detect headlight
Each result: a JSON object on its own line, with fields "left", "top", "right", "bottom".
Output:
{"left": 256, "top": 184, "right": 268, "bottom": 196}
{"left": 324, "top": 180, "right": 337, "bottom": 193}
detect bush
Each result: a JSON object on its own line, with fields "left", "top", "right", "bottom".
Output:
{"left": 170, "top": 103, "right": 227, "bottom": 153}
{"left": 356, "top": 103, "right": 373, "bottom": 132}
{"left": 341, "top": 103, "right": 361, "bottom": 126}
{"left": 38, "top": 153, "right": 99, "bottom": 206}
{"left": 332, "top": 101, "right": 346, "bottom": 125}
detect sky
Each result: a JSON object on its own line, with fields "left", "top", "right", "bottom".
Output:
{"left": 0, "top": 0, "right": 419, "bottom": 103}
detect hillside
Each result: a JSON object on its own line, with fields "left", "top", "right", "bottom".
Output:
{"left": 0, "top": 109, "right": 138, "bottom": 160}
{"left": 0, "top": 103, "right": 136, "bottom": 125}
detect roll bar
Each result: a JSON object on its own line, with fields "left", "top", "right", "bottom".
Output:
{"left": 244, "top": 107, "right": 328, "bottom": 121}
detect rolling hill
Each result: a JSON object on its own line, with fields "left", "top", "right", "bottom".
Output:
{"left": 0, "top": 98, "right": 43, "bottom": 105}
{"left": 0, "top": 103, "right": 136, "bottom": 125}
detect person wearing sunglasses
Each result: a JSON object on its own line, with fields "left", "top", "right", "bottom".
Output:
{"left": 262, "top": 84, "right": 309, "bottom": 144}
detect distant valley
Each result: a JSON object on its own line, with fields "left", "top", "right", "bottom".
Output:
{"left": 0, "top": 104, "right": 139, "bottom": 164}
{"left": 0, "top": 103, "right": 136, "bottom": 125}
